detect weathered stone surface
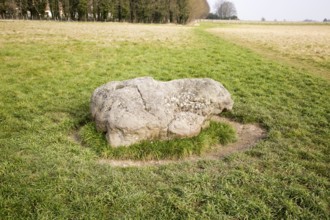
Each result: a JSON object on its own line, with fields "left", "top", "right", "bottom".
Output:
{"left": 90, "top": 77, "right": 233, "bottom": 147}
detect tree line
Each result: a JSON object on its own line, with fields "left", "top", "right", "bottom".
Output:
{"left": 0, "top": 0, "right": 209, "bottom": 23}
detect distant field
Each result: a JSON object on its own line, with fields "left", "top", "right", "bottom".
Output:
{"left": 0, "top": 21, "right": 192, "bottom": 45}
{"left": 0, "top": 21, "right": 329, "bottom": 219}
{"left": 208, "top": 23, "right": 330, "bottom": 80}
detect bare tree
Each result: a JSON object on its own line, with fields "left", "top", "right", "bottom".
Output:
{"left": 216, "top": 0, "right": 237, "bottom": 20}
{"left": 188, "top": 0, "right": 209, "bottom": 21}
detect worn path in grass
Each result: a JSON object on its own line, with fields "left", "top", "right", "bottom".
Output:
{"left": 207, "top": 23, "right": 330, "bottom": 81}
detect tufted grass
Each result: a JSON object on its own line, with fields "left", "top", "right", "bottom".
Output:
{"left": 79, "top": 121, "right": 236, "bottom": 160}
{"left": 0, "top": 21, "right": 329, "bottom": 219}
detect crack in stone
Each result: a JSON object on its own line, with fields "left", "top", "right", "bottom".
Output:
{"left": 135, "top": 86, "right": 163, "bottom": 122}
{"left": 135, "top": 86, "right": 149, "bottom": 112}
{"left": 166, "top": 116, "right": 177, "bottom": 137}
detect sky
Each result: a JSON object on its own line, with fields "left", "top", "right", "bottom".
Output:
{"left": 207, "top": 0, "right": 330, "bottom": 21}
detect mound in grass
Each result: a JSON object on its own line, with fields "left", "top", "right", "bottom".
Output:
{"left": 79, "top": 121, "right": 236, "bottom": 160}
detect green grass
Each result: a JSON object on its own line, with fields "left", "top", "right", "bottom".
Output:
{"left": 79, "top": 121, "right": 236, "bottom": 160}
{"left": 0, "top": 21, "right": 329, "bottom": 219}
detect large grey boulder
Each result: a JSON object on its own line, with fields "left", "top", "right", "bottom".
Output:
{"left": 90, "top": 77, "right": 233, "bottom": 147}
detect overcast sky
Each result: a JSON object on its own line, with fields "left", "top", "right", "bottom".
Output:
{"left": 207, "top": 0, "right": 330, "bottom": 21}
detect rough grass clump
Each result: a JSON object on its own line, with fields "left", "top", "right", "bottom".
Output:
{"left": 79, "top": 121, "right": 236, "bottom": 160}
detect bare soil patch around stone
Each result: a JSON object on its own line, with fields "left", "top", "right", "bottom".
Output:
{"left": 92, "top": 117, "right": 267, "bottom": 167}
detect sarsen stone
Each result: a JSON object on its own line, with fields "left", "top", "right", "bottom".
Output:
{"left": 90, "top": 77, "right": 233, "bottom": 147}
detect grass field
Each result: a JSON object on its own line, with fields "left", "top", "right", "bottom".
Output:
{"left": 0, "top": 20, "right": 329, "bottom": 219}
{"left": 208, "top": 22, "right": 330, "bottom": 81}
